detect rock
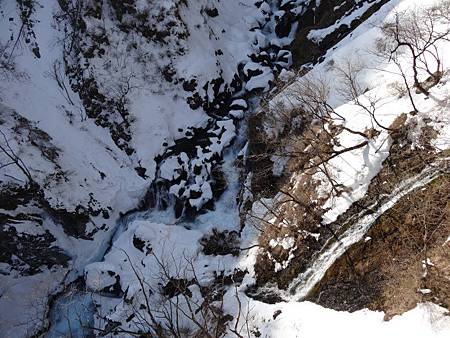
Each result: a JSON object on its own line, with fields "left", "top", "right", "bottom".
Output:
{"left": 0, "top": 215, "right": 70, "bottom": 275}
{"left": 200, "top": 229, "right": 240, "bottom": 256}
{"left": 204, "top": 7, "right": 219, "bottom": 18}
{"left": 182, "top": 78, "right": 197, "bottom": 92}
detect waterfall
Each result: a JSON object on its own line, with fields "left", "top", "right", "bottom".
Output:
{"left": 288, "top": 164, "right": 443, "bottom": 300}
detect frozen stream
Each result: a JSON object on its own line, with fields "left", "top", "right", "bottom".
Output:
{"left": 43, "top": 0, "right": 314, "bottom": 334}
{"left": 44, "top": 81, "right": 259, "bottom": 337}
{"left": 46, "top": 128, "right": 247, "bottom": 337}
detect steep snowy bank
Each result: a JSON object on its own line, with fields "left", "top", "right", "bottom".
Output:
{"left": 1, "top": 0, "right": 449, "bottom": 337}
{"left": 0, "top": 0, "right": 304, "bottom": 335}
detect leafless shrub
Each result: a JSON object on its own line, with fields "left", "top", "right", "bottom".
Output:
{"left": 84, "top": 250, "right": 251, "bottom": 338}
{"left": 375, "top": 1, "right": 450, "bottom": 109}
{"left": 0, "top": 128, "right": 34, "bottom": 185}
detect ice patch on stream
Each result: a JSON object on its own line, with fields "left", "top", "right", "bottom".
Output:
{"left": 46, "top": 126, "right": 247, "bottom": 337}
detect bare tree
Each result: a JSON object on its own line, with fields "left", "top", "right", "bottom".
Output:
{"left": 0, "top": 41, "right": 17, "bottom": 80}
{"left": 0, "top": 129, "right": 34, "bottom": 186}
{"left": 334, "top": 57, "right": 394, "bottom": 131}
{"left": 378, "top": 1, "right": 450, "bottom": 98}
{"left": 83, "top": 249, "right": 251, "bottom": 338}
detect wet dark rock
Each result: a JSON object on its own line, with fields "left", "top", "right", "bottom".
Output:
{"left": 0, "top": 183, "right": 39, "bottom": 211}
{"left": 132, "top": 235, "right": 146, "bottom": 252}
{"left": 103, "top": 272, "right": 123, "bottom": 297}
{"left": 174, "top": 198, "right": 185, "bottom": 219}
{"left": 211, "top": 166, "right": 228, "bottom": 198}
{"left": 183, "top": 78, "right": 197, "bottom": 92}
{"left": 244, "top": 68, "right": 264, "bottom": 81}
{"left": 275, "top": 9, "right": 297, "bottom": 38}
{"left": 187, "top": 92, "right": 203, "bottom": 110}
{"left": 249, "top": 51, "right": 272, "bottom": 65}
{"left": 162, "top": 64, "right": 177, "bottom": 83}
{"left": 230, "top": 73, "right": 243, "bottom": 92}
{"left": 200, "top": 228, "right": 240, "bottom": 256}
{"left": 0, "top": 214, "right": 70, "bottom": 275}
{"left": 245, "top": 285, "right": 285, "bottom": 304}
{"left": 291, "top": 0, "right": 391, "bottom": 67}
{"left": 45, "top": 205, "right": 90, "bottom": 239}
{"left": 273, "top": 310, "right": 282, "bottom": 319}
{"left": 134, "top": 165, "right": 147, "bottom": 178}
{"left": 163, "top": 278, "right": 194, "bottom": 298}
{"left": 201, "top": 77, "right": 234, "bottom": 117}
{"left": 204, "top": 7, "right": 219, "bottom": 18}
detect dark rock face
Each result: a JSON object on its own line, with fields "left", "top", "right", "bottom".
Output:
{"left": 275, "top": 7, "right": 297, "bottom": 38}
{"left": 200, "top": 228, "right": 240, "bottom": 256}
{"left": 102, "top": 272, "right": 123, "bottom": 297}
{"left": 57, "top": 0, "right": 189, "bottom": 159}
{"left": 291, "top": 0, "right": 392, "bottom": 67}
{"left": 0, "top": 178, "right": 112, "bottom": 278}
{"left": 203, "top": 6, "right": 219, "bottom": 18}
{"left": 163, "top": 278, "right": 194, "bottom": 298}
{"left": 139, "top": 118, "right": 234, "bottom": 219}
{"left": 139, "top": 0, "right": 309, "bottom": 220}
{"left": 0, "top": 107, "right": 112, "bottom": 285}
{"left": 44, "top": 206, "right": 90, "bottom": 239}
{"left": 0, "top": 207, "right": 70, "bottom": 275}
{"left": 132, "top": 234, "right": 152, "bottom": 255}
{"left": 0, "top": 154, "right": 111, "bottom": 283}
{"left": 0, "top": 214, "right": 70, "bottom": 275}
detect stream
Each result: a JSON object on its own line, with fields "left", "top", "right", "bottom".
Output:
{"left": 250, "top": 160, "right": 448, "bottom": 302}
{"left": 42, "top": 0, "right": 338, "bottom": 335}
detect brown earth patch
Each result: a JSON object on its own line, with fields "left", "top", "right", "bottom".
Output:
{"left": 307, "top": 174, "right": 450, "bottom": 318}
{"left": 251, "top": 113, "right": 445, "bottom": 300}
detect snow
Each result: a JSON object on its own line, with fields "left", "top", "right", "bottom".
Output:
{"left": 159, "top": 155, "right": 186, "bottom": 180}
{"left": 269, "top": 236, "right": 295, "bottom": 250}
{"left": 0, "top": 268, "right": 67, "bottom": 338}
{"left": 229, "top": 109, "right": 245, "bottom": 119}
{"left": 307, "top": 0, "right": 380, "bottom": 43}
{"left": 230, "top": 99, "right": 248, "bottom": 110}
{"left": 222, "top": 299, "right": 450, "bottom": 338}
{"left": 1, "top": 0, "right": 450, "bottom": 336}
{"left": 245, "top": 69, "right": 274, "bottom": 91}
{"left": 85, "top": 262, "right": 119, "bottom": 291}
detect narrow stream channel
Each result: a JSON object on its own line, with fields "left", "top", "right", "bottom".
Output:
{"left": 44, "top": 1, "right": 308, "bottom": 335}
{"left": 250, "top": 160, "right": 448, "bottom": 302}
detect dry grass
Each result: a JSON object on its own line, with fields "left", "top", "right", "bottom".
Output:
{"left": 309, "top": 174, "right": 450, "bottom": 317}
{"left": 251, "top": 106, "right": 450, "bottom": 315}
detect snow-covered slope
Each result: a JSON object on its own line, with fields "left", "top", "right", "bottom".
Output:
{"left": 0, "top": 0, "right": 303, "bottom": 336}
{"left": 82, "top": 0, "right": 450, "bottom": 337}
{"left": 1, "top": 0, "right": 449, "bottom": 337}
